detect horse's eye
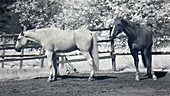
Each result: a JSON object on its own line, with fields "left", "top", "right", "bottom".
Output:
{"left": 17, "top": 39, "right": 21, "bottom": 41}
{"left": 117, "top": 24, "right": 121, "bottom": 26}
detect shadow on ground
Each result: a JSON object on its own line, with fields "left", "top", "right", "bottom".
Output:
{"left": 34, "top": 74, "right": 117, "bottom": 81}
{"left": 60, "top": 75, "right": 117, "bottom": 80}
{"left": 140, "top": 71, "right": 168, "bottom": 80}
{"left": 34, "top": 71, "right": 168, "bottom": 81}
{"left": 154, "top": 71, "right": 168, "bottom": 78}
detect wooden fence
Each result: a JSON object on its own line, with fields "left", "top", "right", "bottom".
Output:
{"left": 0, "top": 33, "right": 42, "bottom": 68}
{"left": 0, "top": 28, "right": 116, "bottom": 70}
{"left": 0, "top": 29, "right": 170, "bottom": 71}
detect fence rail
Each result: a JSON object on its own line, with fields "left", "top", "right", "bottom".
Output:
{"left": 1, "top": 29, "right": 170, "bottom": 71}
{"left": 0, "top": 32, "right": 100, "bottom": 69}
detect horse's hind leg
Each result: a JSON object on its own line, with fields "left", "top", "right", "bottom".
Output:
{"left": 143, "top": 48, "right": 157, "bottom": 80}
{"left": 141, "top": 52, "right": 147, "bottom": 68}
{"left": 82, "top": 51, "right": 95, "bottom": 81}
{"left": 52, "top": 53, "right": 59, "bottom": 81}
{"left": 141, "top": 52, "right": 148, "bottom": 77}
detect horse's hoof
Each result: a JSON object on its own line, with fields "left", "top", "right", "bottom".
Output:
{"left": 88, "top": 77, "right": 95, "bottom": 81}
{"left": 153, "top": 75, "right": 157, "bottom": 80}
{"left": 135, "top": 77, "right": 140, "bottom": 81}
{"left": 148, "top": 74, "right": 152, "bottom": 78}
{"left": 47, "top": 79, "right": 55, "bottom": 82}
{"left": 73, "top": 68, "right": 79, "bottom": 74}
{"left": 66, "top": 70, "right": 70, "bottom": 75}
{"left": 75, "top": 70, "right": 79, "bottom": 74}
{"left": 47, "top": 79, "right": 52, "bottom": 82}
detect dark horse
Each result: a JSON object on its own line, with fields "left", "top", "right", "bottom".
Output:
{"left": 111, "top": 17, "right": 157, "bottom": 81}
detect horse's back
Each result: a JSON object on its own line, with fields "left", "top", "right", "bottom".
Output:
{"left": 36, "top": 28, "right": 76, "bottom": 51}
{"left": 36, "top": 28, "right": 93, "bottom": 52}
{"left": 74, "top": 29, "right": 92, "bottom": 40}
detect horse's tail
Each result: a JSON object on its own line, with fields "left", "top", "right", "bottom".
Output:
{"left": 91, "top": 33, "right": 99, "bottom": 71}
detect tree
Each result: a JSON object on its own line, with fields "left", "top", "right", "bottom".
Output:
{"left": 10, "top": 0, "right": 63, "bottom": 29}
{"left": 0, "top": 0, "right": 22, "bottom": 34}
{"left": 91, "top": 0, "right": 170, "bottom": 47}
{"left": 8, "top": 0, "right": 170, "bottom": 47}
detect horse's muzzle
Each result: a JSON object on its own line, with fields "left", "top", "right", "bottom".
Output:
{"left": 110, "top": 36, "right": 116, "bottom": 40}
{"left": 15, "top": 48, "right": 21, "bottom": 52}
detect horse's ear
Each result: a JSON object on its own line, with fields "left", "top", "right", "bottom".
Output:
{"left": 20, "top": 26, "right": 27, "bottom": 36}
{"left": 21, "top": 31, "right": 24, "bottom": 36}
{"left": 21, "top": 26, "right": 27, "bottom": 31}
{"left": 115, "top": 16, "right": 122, "bottom": 20}
{"left": 121, "top": 18, "right": 128, "bottom": 25}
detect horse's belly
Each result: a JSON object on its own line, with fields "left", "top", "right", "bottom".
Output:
{"left": 54, "top": 43, "right": 77, "bottom": 52}
{"left": 132, "top": 43, "right": 143, "bottom": 50}
{"left": 132, "top": 42, "right": 150, "bottom": 51}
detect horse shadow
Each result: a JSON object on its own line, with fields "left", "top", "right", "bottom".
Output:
{"left": 58, "top": 75, "right": 117, "bottom": 81}
{"left": 34, "top": 74, "right": 117, "bottom": 81}
{"left": 140, "top": 71, "right": 168, "bottom": 80}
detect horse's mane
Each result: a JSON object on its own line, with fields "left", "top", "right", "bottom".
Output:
{"left": 23, "top": 28, "right": 61, "bottom": 34}
{"left": 124, "top": 19, "right": 139, "bottom": 29}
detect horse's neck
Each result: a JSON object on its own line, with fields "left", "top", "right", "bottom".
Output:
{"left": 24, "top": 32, "right": 41, "bottom": 44}
{"left": 124, "top": 22, "right": 138, "bottom": 39}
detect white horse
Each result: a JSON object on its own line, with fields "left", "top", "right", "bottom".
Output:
{"left": 15, "top": 28, "right": 96, "bottom": 82}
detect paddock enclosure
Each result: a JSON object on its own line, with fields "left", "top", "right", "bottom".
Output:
{"left": 0, "top": 28, "right": 170, "bottom": 95}
{"left": 0, "top": 28, "right": 170, "bottom": 80}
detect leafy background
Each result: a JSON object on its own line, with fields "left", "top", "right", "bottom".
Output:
{"left": 0, "top": 0, "right": 170, "bottom": 48}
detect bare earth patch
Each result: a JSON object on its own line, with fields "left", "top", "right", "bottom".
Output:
{"left": 0, "top": 72, "right": 169, "bottom": 96}
{"left": 0, "top": 46, "right": 170, "bottom": 96}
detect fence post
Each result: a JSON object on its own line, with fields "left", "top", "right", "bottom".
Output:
{"left": 1, "top": 32, "right": 6, "bottom": 68}
{"left": 40, "top": 49, "right": 45, "bottom": 68}
{"left": 56, "top": 55, "right": 60, "bottom": 75}
{"left": 92, "top": 33, "right": 99, "bottom": 71}
{"left": 59, "top": 56, "right": 66, "bottom": 75}
{"left": 110, "top": 27, "right": 116, "bottom": 71}
{"left": 18, "top": 26, "right": 27, "bottom": 69}
{"left": 60, "top": 56, "right": 65, "bottom": 68}
{"left": 19, "top": 49, "right": 24, "bottom": 69}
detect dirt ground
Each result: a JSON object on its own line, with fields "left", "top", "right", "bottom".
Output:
{"left": 0, "top": 71, "right": 169, "bottom": 96}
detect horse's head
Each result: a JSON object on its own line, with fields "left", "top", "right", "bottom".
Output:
{"left": 15, "top": 31, "right": 28, "bottom": 52}
{"left": 110, "top": 17, "right": 127, "bottom": 39}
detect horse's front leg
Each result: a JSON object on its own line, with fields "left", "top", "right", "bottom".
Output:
{"left": 129, "top": 42, "right": 140, "bottom": 81}
{"left": 131, "top": 50, "right": 140, "bottom": 81}
{"left": 46, "top": 50, "right": 55, "bottom": 82}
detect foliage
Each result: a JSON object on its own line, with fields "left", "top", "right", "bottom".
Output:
{"left": 10, "top": 0, "right": 170, "bottom": 34}
{"left": 3, "top": 0, "right": 170, "bottom": 47}
{"left": 94, "top": 0, "right": 170, "bottom": 35}
{"left": 10, "top": 0, "right": 63, "bottom": 29}
{"left": 91, "top": 0, "right": 170, "bottom": 48}
{"left": 0, "top": 0, "right": 21, "bottom": 34}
